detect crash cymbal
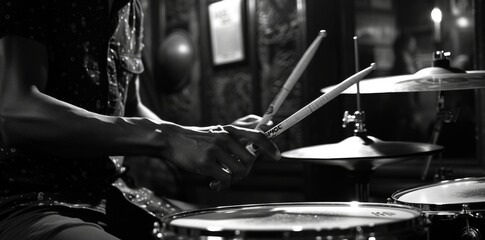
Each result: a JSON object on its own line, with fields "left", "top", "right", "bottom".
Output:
{"left": 320, "top": 67, "right": 485, "bottom": 94}
{"left": 281, "top": 135, "right": 443, "bottom": 171}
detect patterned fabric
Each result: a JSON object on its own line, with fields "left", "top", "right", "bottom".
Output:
{"left": 0, "top": 0, "right": 144, "bottom": 217}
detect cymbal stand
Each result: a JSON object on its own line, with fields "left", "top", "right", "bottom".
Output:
{"left": 420, "top": 93, "right": 459, "bottom": 180}
{"left": 338, "top": 36, "right": 371, "bottom": 202}
{"left": 421, "top": 51, "right": 461, "bottom": 180}
{"left": 343, "top": 36, "right": 368, "bottom": 138}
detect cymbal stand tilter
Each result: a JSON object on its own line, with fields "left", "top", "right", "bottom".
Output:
{"left": 421, "top": 51, "right": 461, "bottom": 181}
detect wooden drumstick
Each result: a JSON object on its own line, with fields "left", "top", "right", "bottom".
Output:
{"left": 255, "top": 30, "right": 327, "bottom": 130}
{"left": 246, "top": 63, "right": 376, "bottom": 157}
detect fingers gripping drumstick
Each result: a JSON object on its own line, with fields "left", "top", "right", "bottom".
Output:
{"left": 255, "top": 30, "right": 327, "bottom": 130}
{"left": 247, "top": 63, "right": 376, "bottom": 154}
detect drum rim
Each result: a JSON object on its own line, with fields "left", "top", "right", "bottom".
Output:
{"left": 391, "top": 176, "right": 485, "bottom": 212}
{"left": 160, "top": 202, "right": 425, "bottom": 238}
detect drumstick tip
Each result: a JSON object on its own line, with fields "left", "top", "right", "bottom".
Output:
{"left": 319, "top": 30, "right": 327, "bottom": 36}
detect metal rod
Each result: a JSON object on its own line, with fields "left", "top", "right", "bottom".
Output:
{"left": 353, "top": 36, "right": 362, "bottom": 112}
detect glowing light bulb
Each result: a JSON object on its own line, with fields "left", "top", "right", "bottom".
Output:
{"left": 456, "top": 16, "right": 469, "bottom": 28}
{"left": 431, "top": 8, "right": 442, "bottom": 23}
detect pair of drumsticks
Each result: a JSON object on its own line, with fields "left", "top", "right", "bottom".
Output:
{"left": 247, "top": 30, "right": 376, "bottom": 153}
{"left": 211, "top": 30, "right": 375, "bottom": 188}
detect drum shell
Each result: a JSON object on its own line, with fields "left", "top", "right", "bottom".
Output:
{"left": 391, "top": 177, "right": 485, "bottom": 240}
{"left": 158, "top": 202, "right": 428, "bottom": 240}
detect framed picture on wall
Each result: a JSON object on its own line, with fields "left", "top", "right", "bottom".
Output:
{"left": 208, "top": 0, "right": 245, "bottom": 65}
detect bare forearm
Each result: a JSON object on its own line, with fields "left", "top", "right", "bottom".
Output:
{"left": 0, "top": 87, "right": 165, "bottom": 158}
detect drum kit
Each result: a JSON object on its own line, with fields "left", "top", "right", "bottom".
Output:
{"left": 155, "top": 177, "right": 485, "bottom": 240}
{"left": 152, "top": 40, "right": 485, "bottom": 239}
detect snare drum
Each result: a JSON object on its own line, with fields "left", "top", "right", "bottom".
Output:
{"left": 158, "top": 202, "right": 426, "bottom": 240}
{"left": 392, "top": 177, "right": 485, "bottom": 240}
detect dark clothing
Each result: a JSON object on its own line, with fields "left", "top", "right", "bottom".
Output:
{"left": 0, "top": 0, "right": 144, "bottom": 218}
{"left": 0, "top": 207, "right": 113, "bottom": 240}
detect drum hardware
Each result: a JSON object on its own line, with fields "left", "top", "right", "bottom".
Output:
{"left": 462, "top": 226, "right": 481, "bottom": 240}
{"left": 419, "top": 211, "right": 483, "bottom": 240}
{"left": 462, "top": 204, "right": 472, "bottom": 215}
{"left": 447, "top": 210, "right": 483, "bottom": 240}
{"left": 461, "top": 210, "right": 482, "bottom": 240}
{"left": 342, "top": 110, "right": 366, "bottom": 136}
{"left": 431, "top": 51, "right": 464, "bottom": 73}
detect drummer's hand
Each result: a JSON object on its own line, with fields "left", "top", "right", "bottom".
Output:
{"left": 231, "top": 114, "right": 273, "bottom": 131}
{"left": 160, "top": 123, "right": 280, "bottom": 191}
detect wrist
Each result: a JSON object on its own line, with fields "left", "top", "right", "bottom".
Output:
{"left": 147, "top": 121, "right": 182, "bottom": 159}
{"left": 115, "top": 117, "right": 168, "bottom": 157}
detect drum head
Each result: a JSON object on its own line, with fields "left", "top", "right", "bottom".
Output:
{"left": 392, "top": 177, "right": 485, "bottom": 212}
{"left": 161, "top": 202, "right": 424, "bottom": 239}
